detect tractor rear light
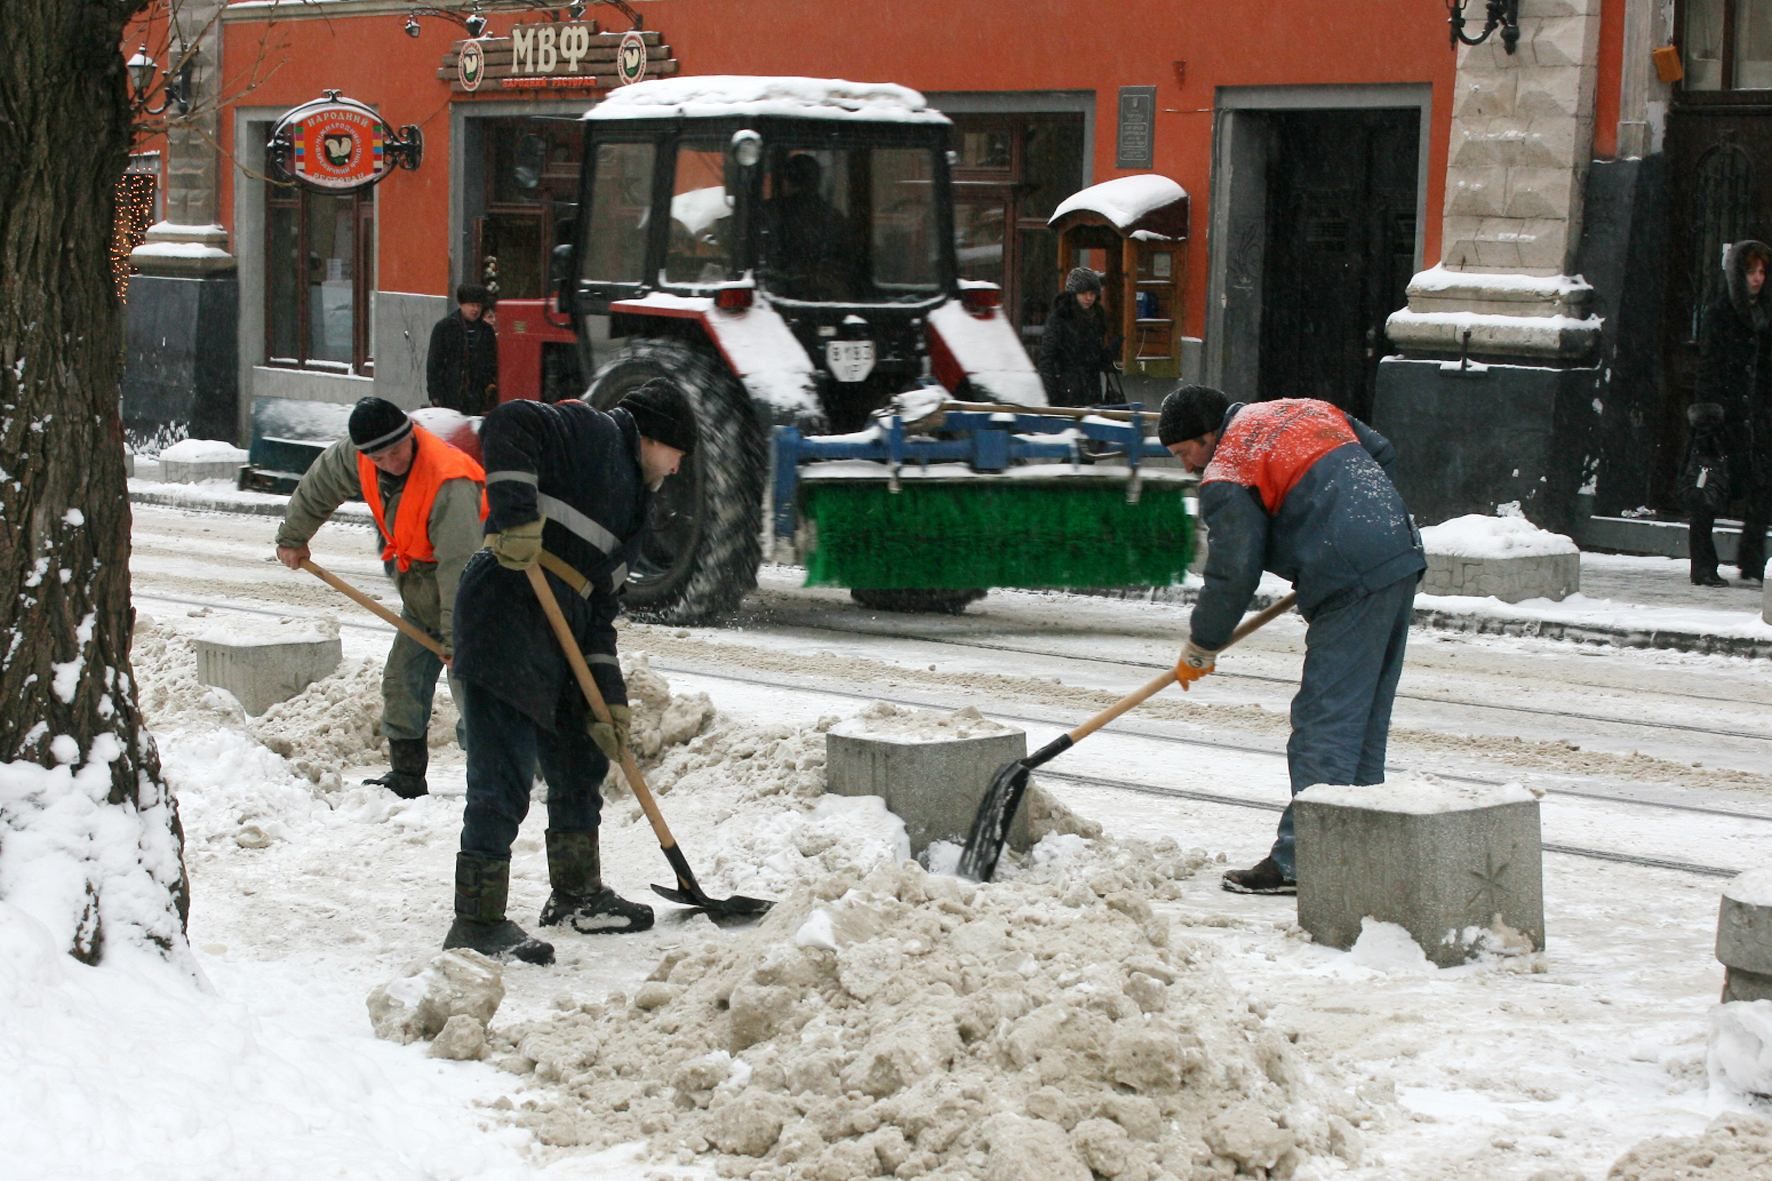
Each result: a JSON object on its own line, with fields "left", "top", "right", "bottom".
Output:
{"left": 714, "top": 286, "right": 754, "bottom": 311}
{"left": 960, "top": 285, "right": 1001, "bottom": 316}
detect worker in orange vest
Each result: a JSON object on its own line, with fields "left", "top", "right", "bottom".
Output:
{"left": 275, "top": 397, "right": 487, "bottom": 797}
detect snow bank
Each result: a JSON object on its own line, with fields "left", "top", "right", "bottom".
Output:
{"left": 159, "top": 438, "right": 249, "bottom": 464}
{"left": 1420, "top": 513, "right": 1579, "bottom": 558}
{"left": 499, "top": 842, "right": 1371, "bottom": 1180}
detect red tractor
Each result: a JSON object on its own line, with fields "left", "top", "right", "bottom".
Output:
{"left": 559, "top": 76, "right": 1048, "bottom": 623}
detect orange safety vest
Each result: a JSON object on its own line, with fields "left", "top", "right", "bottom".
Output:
{"left": 357, "top": 424, "right": 489, "bottom": 572}
{"left": 1201, "top": 399, "right": 1358, "bottom": 514}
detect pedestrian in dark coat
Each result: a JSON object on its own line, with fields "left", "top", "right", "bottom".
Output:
{"left": 1039, "top": 267, "right": 1115, "bottom": 407}
{"left": 1160, "top": 386, "right": 1424, "bottom": 896}
{"left": 1690, "top": 239, "right": 1772, "bottom": 586}
{"left": 443, "top": 381, "right": 695, "bottom": 964}
{"left": 426, "top": 283, "right": 500, "bottom": 416}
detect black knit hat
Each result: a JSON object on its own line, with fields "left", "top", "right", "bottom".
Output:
{"left": 620, "top": 379, "right": 696, "bottom": 455}
{"left": 348, "top": 396, "right": 413, "bottom": 454}
{"left": 1157, "top": 385, "right": 1229, "bottom": 447}
{"left": 456, "top": 283, "right": 491, "bottom": 306}
{"left": 1065, "top": 267, "right": 1102, "bottom": 295}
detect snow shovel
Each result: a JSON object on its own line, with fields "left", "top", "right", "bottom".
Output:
{"left": 300, "top": 559, "right": 446, "bottom": 660}
{"left": 524, "top": 565, "right": 773, "bottom": 924}
{"left": 958, "top": 591, "right": 1299, "bottom": 882}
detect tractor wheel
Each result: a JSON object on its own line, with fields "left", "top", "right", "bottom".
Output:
{"left": 587, "top": 338, "right": 766, "bottom": 624}
{"left": 849, "top": 588, "right": 988, "bottom": 615}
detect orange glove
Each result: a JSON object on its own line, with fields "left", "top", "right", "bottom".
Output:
{"left": 1173, "top": 639, "right": 1217, "bottom": 691}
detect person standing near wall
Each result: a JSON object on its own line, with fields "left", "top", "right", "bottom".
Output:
{"left": 1038, "top": 267, "right": 1116, "bottom": 407}
{"left": 1690, "top": 239, "right": 1772, "bottom": 588}
{"left": 426, "top": 283, "right": 500, "bottom": 416}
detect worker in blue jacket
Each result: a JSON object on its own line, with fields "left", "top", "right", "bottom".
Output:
{"left": 444, "top": 381, "right": 695, "bottom": 964}
{"left": 1159, "top": 385, "right": 1424, "bottom": 895}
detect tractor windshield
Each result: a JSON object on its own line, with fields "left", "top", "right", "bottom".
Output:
{"left": 760, "top": 145, "right": 944, "bottom": 303}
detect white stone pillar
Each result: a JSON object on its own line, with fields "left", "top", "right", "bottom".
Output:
{"left": 132, "top": 0, "right": 234, "bottom": 277}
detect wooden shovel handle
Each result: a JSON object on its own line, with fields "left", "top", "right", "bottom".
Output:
{"left": 1067, "top": 591, "right": 1299, "bottom": 744}
{"left": 300, "top": 559, "right": 446, "bottom": 659}
{"left": 523, "top": 564, "right": 680, "bottom": 853}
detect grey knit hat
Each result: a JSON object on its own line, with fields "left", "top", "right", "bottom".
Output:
{"left": 1065, "top": 266, "right": 1102, "bottom": 295}
{"left": 1157, "top": 385, "right": 1229, "bottom": 447}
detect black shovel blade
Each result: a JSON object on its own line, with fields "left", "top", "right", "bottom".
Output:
{"left": 957, "top": 757, "right": 1034, "bottom": 883}
{"left": 649, "top": 843, "right": 774, "bottom": 924}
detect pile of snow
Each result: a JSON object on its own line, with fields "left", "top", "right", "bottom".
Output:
{"left": 1419, "top": 513, "right": 1578, "bottom": 558}
{"left": 1606, "top": 1111, "right": 1772, "bottom": 1179}
{"left": 589, "top": 76, "right": 945, "bottom": 123}
{"left": 159, "top": 438, "right": 249, "bottom": 464}
{"left": 828, "top": 701, "right": 1013, "bottom": 743}
{"left": 495, "top": 839, "right": 1372, "bottom": 1180}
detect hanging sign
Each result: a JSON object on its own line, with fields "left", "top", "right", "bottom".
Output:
{"left": 267, "top": 91, "right": 422, "bottom": 192}
{"left": 438, "top": 24, "right": 677, "bottom": 94}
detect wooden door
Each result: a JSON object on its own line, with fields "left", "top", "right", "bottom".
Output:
{"left": 1258, "top": 109, "right": 1419, "bottom": 422}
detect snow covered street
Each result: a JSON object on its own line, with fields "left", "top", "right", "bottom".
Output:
{"left": 7, "top": 499, "right": 1772, "bottom": 1179}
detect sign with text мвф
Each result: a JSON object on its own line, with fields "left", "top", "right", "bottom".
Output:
{"left": 440, "top": 24, "right": 677, "bottom": 94}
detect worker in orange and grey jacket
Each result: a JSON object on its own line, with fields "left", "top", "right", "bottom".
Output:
{"left": 275, "top": 397, "right": 487, "bottom": 798}
{"left": 1158, "top": 385, "right": 1425, "bottom": 896}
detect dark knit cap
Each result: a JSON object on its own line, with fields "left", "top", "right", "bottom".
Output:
{"left": 1065, "top": 267, "right": 1102, "bottom": 295}
{"left": 1157, "top": 385, "right": 1229, "bottom": 447}
{"left": 620, "top": 379, "right": 696, "bottom": 455}
{"left": 456, "top": 283, "right": 491, "bottom": 305}
{"left": 348, "top": 396, "right": 413, "bottom": 454}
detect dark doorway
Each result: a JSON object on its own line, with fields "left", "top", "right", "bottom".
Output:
{"left": 1257, "top": 108, "right": 1419, "bottom": 422}
{"left": 1657, "top": 102, "right": 1772, "bottom": 507}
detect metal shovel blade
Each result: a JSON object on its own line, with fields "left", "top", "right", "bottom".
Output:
{"left": 649, "top": 843, "right": 774, "bottom": 924}
{"left": 957, "top": 756, "right": 1035, "bottom": 883}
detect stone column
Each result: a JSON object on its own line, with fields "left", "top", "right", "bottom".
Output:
{"left": 123, "top": 0, "right": 240, "bottom": 447}
{"left": 1374, "top": 0, "right": 1608, "bottom": 533}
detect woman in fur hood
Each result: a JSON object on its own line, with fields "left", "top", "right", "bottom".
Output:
{"left": 1689, "top": 239, "right": 1772, "bottom": 587}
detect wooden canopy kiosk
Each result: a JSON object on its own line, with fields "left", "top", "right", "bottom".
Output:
{"left": 1048, "top": 174, "right": 1189, "bottom": 381}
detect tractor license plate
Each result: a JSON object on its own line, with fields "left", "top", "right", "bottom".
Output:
{"left": 825, "top": 340, "right": 876, "bottom": 383}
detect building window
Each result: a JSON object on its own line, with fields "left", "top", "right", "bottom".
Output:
{"left": 265, "top": 160, "right": 375, "bottom": 374}
{"left": 949, "top": 112, "right": 1085, "bottom": 348}
{"left": 475, "top": 117, "right": 583, "bottom": 300}
{"left": 1682, "top": 0, "right": 1772, "bottom": 91}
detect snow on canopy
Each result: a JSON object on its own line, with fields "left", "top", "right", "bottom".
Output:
{"left": 586, "top": 75, "right": 950, "bottom": 124}
{"left": 1050, "top": 174, "right": 1189, "bottom": 239}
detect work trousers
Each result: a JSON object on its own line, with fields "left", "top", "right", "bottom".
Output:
{"left": 1269, "top": 574, "right": 1417, "bottom": 879}
{"left": 456, "top": 678, "right": 609, "bottom": 858}
{"left": 379, "top": 570, "right": 464, "bottom": 747}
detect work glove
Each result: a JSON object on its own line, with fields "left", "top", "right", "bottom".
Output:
{"left": 587, "top": 703, "right": 632, "bottom": 763}
{"left": 486, "top": 517, "right": 544, "bottom": 570}
{"left": 1173, "top": 639, "right": 1218, "bottom": 691}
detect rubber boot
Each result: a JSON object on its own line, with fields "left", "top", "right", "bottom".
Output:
{"left": 365, "top": 737, "right": 429, "bottom": 799}
{"left": 443, "top": 852, "right": 555, "bottom": 965}
{"left": 538, "top": 829, "right": 654, "bottom": 934}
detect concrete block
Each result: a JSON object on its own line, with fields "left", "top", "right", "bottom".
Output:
{"left": 1718, "top": 871, "right": 1772, "bottom": 1002}
{"left": 826, "top": 705, "right": 1028, "bottom": 858}
{"left": 1422, "top": 551, "right": 1581, "bottom": 602}
{"left": 159, "top": 439, "right": 249, "bottom": 484}
{"left": 194, "top": 619, "right": 342, "bottom": 716}
{"left": 1295, "top": 779, "right": 1545, "bottom": 968}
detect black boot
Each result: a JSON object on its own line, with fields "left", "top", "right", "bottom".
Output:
{"left": 365, "top": 737, "right": 429, "bottom": 799}
{"left": 443, "top": 852, "right": 555, "bottom": 965}
{"left": 538, "top": 829, "right": 654, "bottom": 934}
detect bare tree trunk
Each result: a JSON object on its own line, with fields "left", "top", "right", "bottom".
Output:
{"left": 0, "top": 0, "right": 188, "bottom": 963}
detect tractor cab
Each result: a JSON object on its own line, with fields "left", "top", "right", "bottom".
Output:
{"left": 564, "top": 78, "right": 1048, "bottom": 622}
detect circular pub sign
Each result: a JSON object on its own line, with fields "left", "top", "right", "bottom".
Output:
{"left": 268, "top": 92, "right": 421, "bottom": 193}
{"left": 616, "top": 30, "right": 648, "bottom": 86}
{"left": 458, "top": 39, "right": 484, "bottom": 92}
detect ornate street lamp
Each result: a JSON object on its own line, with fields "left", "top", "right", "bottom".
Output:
{"left": 1446, "top": 0, "right": 1521, "bottom": 55}
{"left": 127, "top": 36, "right": 196, "bottom": 117}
